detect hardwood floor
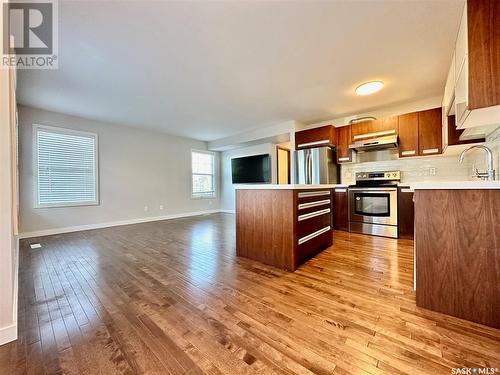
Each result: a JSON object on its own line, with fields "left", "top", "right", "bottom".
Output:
{"left": 1, "top": 213, "right": 499, "bottom": 374}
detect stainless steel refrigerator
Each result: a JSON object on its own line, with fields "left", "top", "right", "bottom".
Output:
{"left": 295, "top": 146, "right": 340, "bottom": 184}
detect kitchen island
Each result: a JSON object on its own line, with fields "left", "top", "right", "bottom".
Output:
{"left": 411, "top": 181, "right": 500, "bottom": 328}
{"left": 235, "top": 184, "right": 347, "bottom": 271}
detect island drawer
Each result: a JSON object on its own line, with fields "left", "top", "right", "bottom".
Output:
{"left": 296, "top": 227, "right": 332, "bottom": 265}
{"left": 296, "top": 190, "right": 332, "bottom": 205}
{"left": 296, "top": 212, "right": 332, "bottom": 238}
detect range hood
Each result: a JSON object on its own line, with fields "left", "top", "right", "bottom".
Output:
{"left": 349, "top": 134, "right": 399, "bottom": 152}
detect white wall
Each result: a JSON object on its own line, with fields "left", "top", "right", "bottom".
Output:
{"left": 208, "top": 120, "right": 298, "bottom": 151}
{"left": 0, "top": 5, "right": 18, "bottom": 345}
{"left": 220, "top": 143, "right": 277, "bottom": 212}
{"left": 18, "top": 106, "right": 220, "bottom": 236}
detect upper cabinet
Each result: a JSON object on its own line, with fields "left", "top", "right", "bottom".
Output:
{"left": 295, "top": 125, "right": 336, "bottom": 150}
{"left": 448, "top": 1, "right": 500, "bottom": 129}
{"left": 335, "top": 125, "right": 353, "bottom": 163}
{"left": 398, "top": 112, "right": 419, "bottom": 157}
{"left": 350, "top": 116, "right": 398, "bottom": 143}
{"left": 418, "top": 108, "right": 442, "bottom": 156}
{"left": 398, "top": 108, "right": 443, "bottom": 157}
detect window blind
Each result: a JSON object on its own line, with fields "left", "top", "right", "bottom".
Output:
{"left": 191, "top": 151, "right": 215, "bottom": 198}
{"left": 36, "top": 126, "right": 98, "bottom": 207}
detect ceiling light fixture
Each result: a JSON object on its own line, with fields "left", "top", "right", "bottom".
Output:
{"left": 355, "top": 81, "right": 384, "bottom": 96}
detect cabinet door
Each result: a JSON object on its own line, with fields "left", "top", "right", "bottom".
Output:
{"left": 295, "top": 125, "right": 336, "bottom": 150}
{"left": 336, "top": 125, "right": 352, "bottom": 163}
{"left": 397, "top": 187, "right": 414, "bottom": 239}
{"left": 443, "top": 54, "right": 455, "bottom": 111}
{"left": 351, "top": 117, "right": 398, "bottom": 142}
{"left": 418, "top": 108, "right": 442, "bottom": 155}
{"left": 454, "top": 3, "right": 468, "bottom": 85}
{"left": 455, "top": 57, "right": 469, "bottom": 128}
{"left": 398, "top": 112, "right": 418, "bottom": 157}
{"left": 333, "top": 188, "right": 349, "bottom": 231}
{"left": 467, "top": 0, "right": 500, "bottom": 110}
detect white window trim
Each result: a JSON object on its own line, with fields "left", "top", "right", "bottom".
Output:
{"left": 33, "top": 123, "right": 100, "bottom": 208}
{"left": 191, "top": 149, "right": 216, "bottom": 199}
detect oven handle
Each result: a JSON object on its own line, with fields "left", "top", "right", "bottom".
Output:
{"left": 348, "top": 187, "right": 397, "bottom": 192}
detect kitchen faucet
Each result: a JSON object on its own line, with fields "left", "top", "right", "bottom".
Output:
{"left": 459, "top": 145, "right": 496, "bottom": 181}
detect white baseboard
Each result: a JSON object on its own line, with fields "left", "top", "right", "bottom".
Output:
{"left": 19, "top": 209, "right": 222, "bottom": 239}
{"left": 220, "top": 209, "right": 235, "bottom": 214}
{"left": 0, "top": 323, "right": 17, "bottom": 346}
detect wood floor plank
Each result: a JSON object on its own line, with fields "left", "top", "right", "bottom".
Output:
{"left": 0, "top": 213, "right": 499, "bottom": 374}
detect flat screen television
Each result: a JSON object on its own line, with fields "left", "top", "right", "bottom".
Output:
{"left": 231, "top": 154, "right": 271, "bottom": 183}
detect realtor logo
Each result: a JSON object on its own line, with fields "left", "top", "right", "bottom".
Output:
{"left": 2, "top": 0, "right": 58, "bottom": 69}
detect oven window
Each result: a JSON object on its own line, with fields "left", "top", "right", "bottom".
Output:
{"left": 354, "top": 193, "right": 390, "bottom": 217}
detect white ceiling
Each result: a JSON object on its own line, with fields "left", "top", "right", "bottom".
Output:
{"left": 18, "top": 0, "right": 464, "bottom": 141}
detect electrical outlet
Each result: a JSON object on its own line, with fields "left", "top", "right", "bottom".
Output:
{"left": 159, "top": 205, "right": 164, "bottom": 210}
{"left": 144, "top": 206, "right": 149, "bottom": 212}
{"left": 429, "top": 167, "right": 437, "bottom": 176}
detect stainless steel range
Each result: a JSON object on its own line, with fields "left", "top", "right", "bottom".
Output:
{"left": 348, "top": 170, "right": 400, "bottom": 238}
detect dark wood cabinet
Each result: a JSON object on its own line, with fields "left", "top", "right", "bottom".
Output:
{"left": 333, "top": 188, "right": 349, "bottom": 231}
{"left": 335, "top": 125, "right": 353, "bottom": 163}
{"left": 236, "top": 188, "right": 333, "bottom": 272}
{"left": 350, "top": 116, "right": 398, "bottom": 142}
{"left": 397, "top": 187, "right": 414, "bottom": 239}
{"left": 295, "top": 125, "right": 336, "bottom": 150}
{"left": 418, "top": 108, "right": 442, "bottom": 156}
{"left": 467, "top": 0, "right": 500, "bottom": 110}
{"left": 447, "top": 115, "right": 485, "bottom": 146}
{"left": 295, "top": 189, "right": 333, "bottom": 265}
{"left": 398, "top": 112, "right": 419, "bottom": 158}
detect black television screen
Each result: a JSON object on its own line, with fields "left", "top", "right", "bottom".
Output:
{"left": 231, "top": 154, "right": 271, "bottom": 183}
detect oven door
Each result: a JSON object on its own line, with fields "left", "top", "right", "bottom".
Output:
{"left": 349, "top": 188, "right": 398, "bottom": 226}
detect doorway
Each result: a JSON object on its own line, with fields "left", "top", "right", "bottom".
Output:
{"left": 277, "top": 146, "right": 290, "bottom": 184}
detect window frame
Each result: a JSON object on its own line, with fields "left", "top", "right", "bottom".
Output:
{"left": 33, "top": 123, "right": 100, "bottom": 209}
{"left": 190, "top": 149, "right": 216, "bottom": 199}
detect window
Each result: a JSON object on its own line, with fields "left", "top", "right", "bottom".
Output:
{"left": 191, "top": 150, "right": 215, "bottom": 198}
{"left": 34, "top": 124, "right": 98, "bottom": 208}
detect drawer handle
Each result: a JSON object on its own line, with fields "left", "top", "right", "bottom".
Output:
{"left": 298, "top": 226, "right": 331, "bottom": 245}
{"left": 298, "top": 199, "right": 331, "bottom": 210}
{"left": 298, "top": 208, "right": 330, "bottom": 221}
{"left": 297, "top": 140, "right": 329, "bottom": 148}
{"left": 297, "top": 191, "right": 330, "bottom": 198}
{"left": 338, "top": 157, "right": 350, "bottom": 162}
{"left": 422, "top": 148, "right": 439, "bottom": 154}
{"left": 400, "top": 188, "right": 413, "bottom": 193}
{"left": 401, "top": 150, "right": 416, "bottom": 156}
{"left": 334, "top": 188, "right": 347, "bottom": 193}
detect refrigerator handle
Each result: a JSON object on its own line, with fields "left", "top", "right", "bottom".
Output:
{"left": 306, "top": 150, "right": 312, "bottom": 184}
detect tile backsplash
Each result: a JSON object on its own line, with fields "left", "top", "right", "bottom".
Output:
{"left": 341, "top": 128, "right": 500, "bottom": 185}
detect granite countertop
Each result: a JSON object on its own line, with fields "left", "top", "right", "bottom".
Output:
{"left": 234, "top": 184, "right": 349, "bottom": 190}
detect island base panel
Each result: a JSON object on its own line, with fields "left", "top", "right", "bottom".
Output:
{"left": 414, "top": 189, "right": 500, "bottom": 329}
